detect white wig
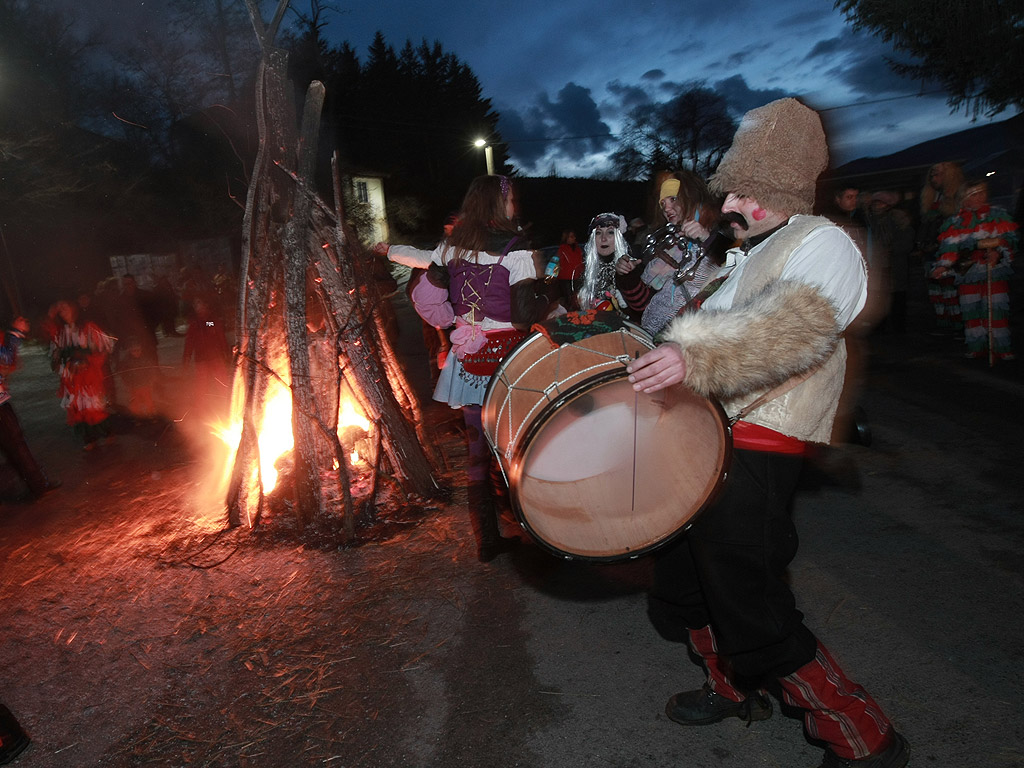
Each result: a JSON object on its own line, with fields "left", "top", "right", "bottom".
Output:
{"left": 578, "top": 213, "right": 629, "bottom": 310}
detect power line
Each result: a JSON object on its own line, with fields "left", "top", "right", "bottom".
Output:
{"left": 816, "top": 89, "right": 949, "bottom": 112}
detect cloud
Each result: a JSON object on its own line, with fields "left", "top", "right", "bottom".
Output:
{"left": 708, "top": 44, "right": 762, "bottom": 71}
{"left": 538, "top": 83, "right": 612, "bottom": 148}
{"left": 805, "top": 36, "right": 845, "bottom": 59}
{"left": 605, "top": 80, "right": 652, "bottom": 111}
{"left": 499, "top": 82, "right": 614, "bottom": 171}
{"left": 497, "top": 108, "right": 551, "bottom": 168}
{"left": 712, "top": 75, "right": 791, "bottom": 115}
{"left": 777, "top": 9, "right": 832, "bottom": 28}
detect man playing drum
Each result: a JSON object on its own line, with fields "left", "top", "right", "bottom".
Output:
{"left": 627, "top": 98, "right": 909, "bottom": 768}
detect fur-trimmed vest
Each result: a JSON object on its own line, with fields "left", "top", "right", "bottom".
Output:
{"left": 660, "top": 216, "right": 849, "bottom": 444}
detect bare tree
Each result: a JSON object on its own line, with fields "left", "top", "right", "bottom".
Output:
{"left": 103, "top": 0, "right": 260, "bottom": 163}
{"left": 612, "top": 83, "right": 736, "bottom": 180}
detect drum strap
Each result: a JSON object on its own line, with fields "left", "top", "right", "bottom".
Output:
{"left": 730, "top": 317, "right": 854, "bottom": 425}
{"left": 729, "top": 365, "right": 818, "bottom": 425}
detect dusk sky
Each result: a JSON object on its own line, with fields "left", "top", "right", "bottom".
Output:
{"left": 317, "top": 0, "right": 1017, "bottom": 176}
{"left": 74, "top": 0, "right": 1019, "bottom": 177}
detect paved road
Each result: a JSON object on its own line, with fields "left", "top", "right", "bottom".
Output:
{"left": 387, "top": 278, "right": 1024, "bottom": 767}
{"left": 1, "top": 275, "right": 1021, "bottom": 767}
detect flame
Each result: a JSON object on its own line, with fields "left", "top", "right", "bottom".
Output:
{"left": 256, "top": 388, "right": 294, "bottom": 493}
{"left": 340, "top": 398, "right": 370, "bottom": 467}
{"left": 340, "top": 398, "right": 371, "bottom": 432}
{"left": 214, "top": 385, "right": 370, "bottom": 495}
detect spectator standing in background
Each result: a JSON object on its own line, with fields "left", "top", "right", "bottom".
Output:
{"left": 918, "top": 162, "right": 964, "bottom": 331}
{"left": 554, "top": 229, "right": 584, "bottom": 310}
{"left": 933, "top": 178, "right": 1017, "bottom": 361}
{"left": 0, "top": 316, "right": 60, "bottom": 498}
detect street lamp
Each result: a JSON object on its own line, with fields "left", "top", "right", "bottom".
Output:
{"left": 474, "top": 138, "right": 494, "bottom": 176}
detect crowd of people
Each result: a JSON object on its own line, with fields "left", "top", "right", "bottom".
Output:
{"left": 825, "top": 162, "right": 1018, "bottom": 361}
{"left": 7, "top": 89, "right": 1022, "bottom": 766}
{"left": 0, "top": 266, "right": 233, "bottom": 765}
{"left": 0, "top": 268, "right": 235, "bottom": 466}
{"left": 370, "top": 94, "right": 1022, "bottom": 768}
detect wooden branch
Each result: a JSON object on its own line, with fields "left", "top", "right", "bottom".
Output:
{"left": 235, "top": 58, "right": 268, "bottom": 346}
{"left": 282, "top": 79, "right": 327, "bottom": 526}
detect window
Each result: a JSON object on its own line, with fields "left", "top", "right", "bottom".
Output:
{"left": 355, "top": 180, "right": 369, "bottom": 204}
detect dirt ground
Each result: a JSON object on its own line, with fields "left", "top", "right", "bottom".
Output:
{"left": 0, "top": 315, "right": 508, "bottom": 767}
{"left": 3, "top": 272, "right": 1023, "bottom": 767}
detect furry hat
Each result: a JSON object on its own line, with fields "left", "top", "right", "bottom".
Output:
{"left": 709, "top": 98, "right": 827, "bottom": 215}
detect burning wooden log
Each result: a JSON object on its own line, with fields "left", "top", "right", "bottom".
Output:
{"left": 224, "top": 0, "right": 441, "bottom": 535}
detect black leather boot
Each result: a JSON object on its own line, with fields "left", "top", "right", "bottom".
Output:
{"left": 468, "top": 481, "right": 519, "bottom": 563}
{"left": 665, "top": 684, "right": 772, "bottom": 726}
{"left": 0, "top": 703, "right": 30, "bottom": 765}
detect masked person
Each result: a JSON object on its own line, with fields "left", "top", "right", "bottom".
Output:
{"left": 627, "top": 98, "right": 908, "bottom": 768}
{"left": 49, "top": 301, "right": 115, "bottom": 450}
{"left": 932, "top": 178, "right": 1017, "bottom": 361}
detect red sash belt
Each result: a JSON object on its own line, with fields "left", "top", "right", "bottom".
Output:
{"left": 732, "top": 420, "right": 807, "bottom": 455}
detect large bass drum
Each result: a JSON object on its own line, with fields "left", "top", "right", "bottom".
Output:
{"left": 482, "top": 323, "right": 730, "bottom": 562}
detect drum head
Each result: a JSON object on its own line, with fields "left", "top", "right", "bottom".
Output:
{"left": 510, "top": 377, "right": 729, "bottom": 562}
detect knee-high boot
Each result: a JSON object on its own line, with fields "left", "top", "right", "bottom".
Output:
{"left": 777, "top": 641, "right": 895, "bottom": 760}
{"left": 463, "top": 405, "right": 517, "bottom": 563}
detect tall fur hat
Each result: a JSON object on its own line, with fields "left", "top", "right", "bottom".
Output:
{"left": 709, "top": 98, "right": 827, "bottom": 215}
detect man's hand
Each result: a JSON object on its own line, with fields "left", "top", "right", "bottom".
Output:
{"left": 626, "top": 343, "right": 686, "bottom": 393}
{"left": 679, "top": 219, "right": 710, "bottom": 241}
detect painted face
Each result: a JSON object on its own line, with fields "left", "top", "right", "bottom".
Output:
{"left": 594, "top": 225, "right": 617, "bottom": 258}
{"left": 660, "top": 196, "right": 684, "bottom": 225}
{"left": 721, "top": 193, "right": 784, "bottom": 238}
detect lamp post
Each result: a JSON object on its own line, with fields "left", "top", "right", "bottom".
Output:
{"left": 474, "top": 138, "right": 494, "bottom": 176}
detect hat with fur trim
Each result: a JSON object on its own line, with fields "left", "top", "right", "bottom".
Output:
{"left": 709, "top": 98, "right": 827, "bottom": 215}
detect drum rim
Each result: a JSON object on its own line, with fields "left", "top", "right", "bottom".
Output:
{"left": 482, "top": 323, "right": 653, "bottom": 457}
{"left": 505, "top": 371, "right": 734, "bottom": 563}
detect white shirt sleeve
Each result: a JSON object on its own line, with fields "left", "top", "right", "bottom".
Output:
{"left": 505, "top": 249, "right": 539, "bottom": 284}
{"left": 386, "top": 244, "right": 438, "bottom": 269}
{"left": 781, "top": 226, "right": 867, "bottom": 330}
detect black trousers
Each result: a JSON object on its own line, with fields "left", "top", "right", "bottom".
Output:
{"left": 648, "top": 449, "right": 818, "bottom": 682}
{"left": 0, "top": 401, "right": 49, "bottom": 495}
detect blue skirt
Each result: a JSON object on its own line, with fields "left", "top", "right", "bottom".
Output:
{"left": 432, "top": 350, "right": 491, "bottom": 408}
